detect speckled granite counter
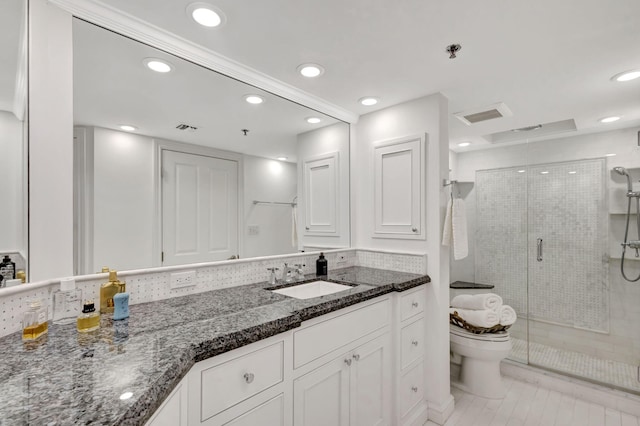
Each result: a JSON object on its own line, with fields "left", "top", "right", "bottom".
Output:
{"left": 0, "top": 266, "right": 429, "bottom": 425}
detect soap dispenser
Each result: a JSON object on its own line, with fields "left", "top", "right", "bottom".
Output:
{"left": 100, "top": 270, "right": 125, "bottom": 314}
{"left": 0, "top": 255, "right": 16, "bottom": 283}
{"left": 316, "top": 252, "right": 328, "bottom": 276}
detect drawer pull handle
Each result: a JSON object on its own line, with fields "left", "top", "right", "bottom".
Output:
{"left": 352, "top": 354, "right": 360, "bottom": 361}
{"left": 412, "top": 227, "right": 418, "bottom": 233}
{"left": 411, "top": 386, "right": 418, "bottom": 393}
{"left": 243, "top": 373, "right": 255, "bottom": 384}
{"left": 344, "top": 358, "right": 352, "bottom": 366}
{"left": 412, "top": 302, "right": 419, "bottom": 308}
{"left": 411, "top": 340, "right": 419, "bottom": 346}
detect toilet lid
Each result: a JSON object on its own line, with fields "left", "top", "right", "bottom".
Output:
{"left": 449, "top": 324, "right": 510, "bottom": 342}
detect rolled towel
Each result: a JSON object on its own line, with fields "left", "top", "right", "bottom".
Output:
{"left": 449, "top": 308, "right": 499, "bottom": 328}
{"left": 499, "top": 305, "right": 517, "bottom": 326}
{"left": 451, "top": 293, "right": 503, "bottom": 311}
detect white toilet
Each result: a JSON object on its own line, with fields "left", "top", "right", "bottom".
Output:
{"left": 449, "top": 324, "right": 512, "bottom": 399}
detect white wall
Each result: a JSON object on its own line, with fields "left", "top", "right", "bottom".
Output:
{"left": 353, "top": 94, "right": 454, "bottom": 423}
{"left": 297, "top": 122, "right": 350, "bottom": 250}
{"left": 0, "top": 111, "right": 25, "bottom": 254}
{"left": 92, "top": 127, "right": 155, "bottom": 272}
{"left": 243, "top": 155, "right": 297, "bottom": 258}
{"left": 28, "top": 0, "right": 73, "bottom": 281}
{"left": 451, "top": 126, "right": 640, "bottom": 364}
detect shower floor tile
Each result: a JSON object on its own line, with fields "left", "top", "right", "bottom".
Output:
{"left": 510, "top": 337, "right": 640, "bottom": 393}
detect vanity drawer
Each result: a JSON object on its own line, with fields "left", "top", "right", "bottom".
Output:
{"left": 400, "top": 318, "right": 424, "bottom": 370}
{"left": 400, "top": 362, "right": 424, "bottom": 418}
{"left": 400, "top": 287, "right": 425, "bottom": 322}
{"left": 199, "top": 341, "right": 284, "bottom": 422}
{"left": 293, "top": 298, "right": 390, "bottom": 368}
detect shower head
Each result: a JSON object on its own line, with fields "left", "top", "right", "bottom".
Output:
{"left": 613, "top": 166, "right": 633, "bottom": 193}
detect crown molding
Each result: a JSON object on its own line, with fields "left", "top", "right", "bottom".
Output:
{"left": 49, "top": 0, "right": 359, "bottom": 124}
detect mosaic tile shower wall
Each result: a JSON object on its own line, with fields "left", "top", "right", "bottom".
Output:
{"left": 476, "top": 159, "right": 609, "bottom": 332}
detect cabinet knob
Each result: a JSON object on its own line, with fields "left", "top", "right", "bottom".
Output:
{"left": 411, "top": 386, "right": 418, "bottom": 393}
{"left": 412, "top": 227, "right": 418, "bottom": 233}
{"left": 411, "top": 340, "right": 419, "bottom": 346}
{"left": 344, "top": 358, "right": 352, "bottom": 366}
{"left": 352, "top": 354, "right": 360, "bottom": 361}
{"left": 243, "top": 372, "right": 255, "bottom": 384}
{"left": 305, "top": 226, "right": 310, "bottom": 230}
{"left": 412, "top": 301, "right": 419, "bottom": 308}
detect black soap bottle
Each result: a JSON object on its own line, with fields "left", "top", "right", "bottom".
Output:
{"left": 316, "top": 252, "right": 328, "bottom": 276}
{"left": 0, "top": 255, "right": 16, "bottom": 283}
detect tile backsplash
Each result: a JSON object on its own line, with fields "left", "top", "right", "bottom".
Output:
{"left": 0, "top": 249, "right": 427, "bottom": 337}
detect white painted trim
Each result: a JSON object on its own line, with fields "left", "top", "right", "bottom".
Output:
{"left": 12, "top": 0, "right": 28, "bottom": 121}
{"left": 427, "top": 394, "right": 455, "bottom": 425}
{"left": 49, "top": 0, "right": 359, "bottom": 124}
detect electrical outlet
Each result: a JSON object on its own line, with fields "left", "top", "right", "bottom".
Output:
{"left": 336, "top": 255, "right": 347, "bottom": 265}
{"left": 248, "top": 225, "right": 260, "bottom": 235}
{"left": 170, "top": 270, "right": 196, "bottom": 289}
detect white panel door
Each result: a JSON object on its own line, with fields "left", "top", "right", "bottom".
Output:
{"left": 303, "top": 152, "right": 339, "bottom": 235}
{"left": 373, "top": 135, "right": 425, "bottom": 239}
{"left": 350, "top": 334, "right": 391, "bottom": 426}
{"left": 293, "top": 354, "right": 350, "bottom": 426}
{"left": 224, "top": 394, "right": 284, "bottom": 426}
{"left": 162, "top": 150, "right": 238, "bottom": 265}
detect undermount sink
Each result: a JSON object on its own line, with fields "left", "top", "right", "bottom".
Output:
{"left": 270, "top": 280, "right": 354, "bottom": 300}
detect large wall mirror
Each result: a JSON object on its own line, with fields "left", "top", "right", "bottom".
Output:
{"left": 0, "top": 0, "right": 28, "bottom": 285}
{"left": 72, "top": 19, "right": 350, "bottom": 274}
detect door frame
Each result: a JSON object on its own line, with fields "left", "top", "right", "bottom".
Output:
{"left": 153, "top": 139, "right": 244, "bottom": 267}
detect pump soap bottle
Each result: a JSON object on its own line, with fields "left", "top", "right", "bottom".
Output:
{"left": 316, "top": 252, "right": 328, "bottom": 276}
{"left": 52, "top": 277, "right": 82, "bottom": 325}
{"left": 0, "top": 255, "right": 16, "bottom": 283}
{"left": 100, "top": 270, "right": 125, "bottom": 314}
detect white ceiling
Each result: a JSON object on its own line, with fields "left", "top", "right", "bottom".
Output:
{"left": 93, "top": 0, "right": 640, "bottom": 152}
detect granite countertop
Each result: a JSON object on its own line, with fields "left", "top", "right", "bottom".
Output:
{"left": 0, "top": 266, "right": 429, "bottom": 425}
{"left": 450, "top": 281, "right": 494, "bottom": 290}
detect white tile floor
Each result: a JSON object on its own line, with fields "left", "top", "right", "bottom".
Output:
{"left": 510, "top": 337, "right": 640, "bottom": 394}
{"left": 427, "top": 376, "right": 640, "bottom": 426}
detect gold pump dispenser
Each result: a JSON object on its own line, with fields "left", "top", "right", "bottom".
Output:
{"left": 100, "top": 270, "right": 125, "bottom": 314}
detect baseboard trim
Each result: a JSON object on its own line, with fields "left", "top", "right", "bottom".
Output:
{"left": 427, "top": 394, "right": 455, "bottom": 425}
{"left": 501, "top": 360, "right": 640, "bottom": 417}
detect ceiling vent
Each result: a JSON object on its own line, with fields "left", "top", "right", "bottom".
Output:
{"left": 453, "top": 102, "right": 513, "bottom": 125}
{"left": 176, "top": 123, "right": 198, "bottom": 131}
{"left": 485, "top": 119, "right": 577, "bottom": 144}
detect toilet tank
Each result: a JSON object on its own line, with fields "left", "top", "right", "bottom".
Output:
{"left": 449, "top": 281, "right": 495, "bottom": 304}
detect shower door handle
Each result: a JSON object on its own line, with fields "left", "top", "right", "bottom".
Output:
{"left": 537, "top": 238, "right": 543, "bottom": 262}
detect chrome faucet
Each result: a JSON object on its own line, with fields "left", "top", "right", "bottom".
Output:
{"left": 294, "top": 264, "right": 305, "bottom": 280}
{"left": 267, "top": 267, "right": 279, "bottom": 285}
{"left": 282, "top": 263, "right": 295, "bottom": 283}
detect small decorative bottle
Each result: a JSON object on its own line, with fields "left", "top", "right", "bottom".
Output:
{"left": 77, "top": 301, "right": 100, "bottom": 333}
{"left": 22, "top": 300, "right": 48, "bottom": 341}
{"left": 100, "top": 270, "right": 125, "bottom": 314}
{"left": 52, "top": 277, "right": 82, "bottom": 325}
{"left": 113, "top": 291, "right": 129, "bottom": 321}
{"left": 0, "top": 255, "right": 16, "bottom": 284}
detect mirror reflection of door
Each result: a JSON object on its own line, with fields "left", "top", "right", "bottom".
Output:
{"left": 161, "top": 150, "right": 238, "bottom": 266}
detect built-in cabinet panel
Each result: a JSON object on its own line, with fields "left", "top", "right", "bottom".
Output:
{"left": 224, "top": 394, "right": 285, "bottom": 426}
{"left": 303, "top": 152, "right": 339, "bottom": 235}
{"left": 350, "top": 335, "right": 391, "bottom": 426}
{"left": 146, "top": 379, "right": 188, "bottom": 426}
{"left": 373, "top": 135, "right": 426, "bottom": 239}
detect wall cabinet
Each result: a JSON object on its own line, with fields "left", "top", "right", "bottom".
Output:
{"left": 302, "top": 152, "right": 340, "bottom": 235}
{"left": 373, "top": 135, "right": 426, "bottom": 239}
{"left": 293, "top": 333, "right": 391, "bottom": 426}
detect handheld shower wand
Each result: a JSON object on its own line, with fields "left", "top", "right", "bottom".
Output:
{"left": 613, "top": 166, "right": 640, "bottom": 281}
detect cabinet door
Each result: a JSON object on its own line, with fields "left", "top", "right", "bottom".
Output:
{"left": 373, "top": 135, "right": 425, "bottom": 239}
{"left": 146, "top": 380, "right": 187, "bottom": 426}
{"left": 302, "top": 152, "right": 339, "bottom": 235}
{"left": 293, "top": 354, "right": 350, "bottom": 426}
{"left": 224, "top": 394, "right": 284, "bottom": 426}
{"left": 350, "top": 334, "right": 391, "bottom": 426}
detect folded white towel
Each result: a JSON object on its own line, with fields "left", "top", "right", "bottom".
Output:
{"left": 499, "top": 305, "right": 517, "bottom": 326}
{"left": 451, "top": 293, "right": 503, "bottom": 311}
{"left": 442, "top": 199, "right": 453, "bottom": 246}
{"left": 452, "top": 198, "right": 468, "bottom": 260}
{"left": 450, "top": 308, "right": 499, "bottom": 328}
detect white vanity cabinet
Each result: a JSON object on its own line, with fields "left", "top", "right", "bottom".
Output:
{"left": 146, "top": 376, "right": 189, "bottom": 426}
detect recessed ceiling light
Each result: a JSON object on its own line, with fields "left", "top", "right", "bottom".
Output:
{"left": 186, "top": 3, "right": 226, "bottom": 27}
{"left": 600, "top": 116, "right": 621, "bottom": 123}
{"left": 359, "top": 97, "right": 379, "bottom": 106}
{"left": 306, "top": 117, "right": 322, "bottom": 124}
{"left": 277, "top": 156, "right": 288, "bottom": 161}
{"left": 143, "top": 58, "right": 173, "bottom": 73}
{"left": 568, "top": 171, "right": 577, "bottom": 174}
{"left": 119, "top": 125, "right": 137, "bottom": 132}
{"left": 611, "top": 70, "right": 640, "bottom": 82}
{"left": 517, "top": 170, "right": 526, "bottom": 173}
{"left": 244, "top": 95, "right": 265, "bottom": 104}
{"left": 540, "top": 171, "right": 549, "bottom": 175}
{"left": 457, "top": 142, "right": 471, "bottom": 147}
{"left": 605, "top": 153, "right": 617, "bottom": 157}
{"left": 297, "top": 63, "right": 325, "bottom": 78}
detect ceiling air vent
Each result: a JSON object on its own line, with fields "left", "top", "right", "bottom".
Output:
{"left": 485, "top": 119, "right": 577, "bottom": 144}
{"left": 176, "top": 123, "right": 198, "bottom": 131}
{"left": 453, "top": 102, "right": 513, "bottom": 125}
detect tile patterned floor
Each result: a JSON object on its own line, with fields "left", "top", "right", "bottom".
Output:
{"left": 510, "top": 337, "right": 640, "bottom": 394}
{"left": 427, "top": 376, "right": 640, "bottom": 426}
